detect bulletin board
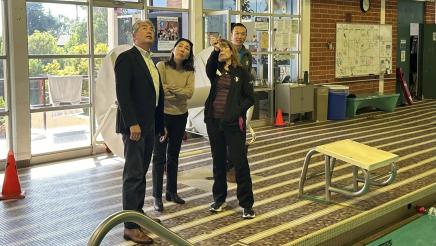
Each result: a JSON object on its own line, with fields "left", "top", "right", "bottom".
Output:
{"left": 335, "top": 23, "right": 392, "bottom": 78}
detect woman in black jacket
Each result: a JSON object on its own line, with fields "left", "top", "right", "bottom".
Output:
{"left": 204, "top": 38, "right": 256, "bottom": 219}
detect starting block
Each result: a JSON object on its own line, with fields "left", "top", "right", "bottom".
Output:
{"left": 298, "top": 139, "right": 399, "bottom": 201}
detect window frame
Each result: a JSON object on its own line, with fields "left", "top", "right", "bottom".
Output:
{"left": 0, "top": 0, "right": 11, "bottom": 155}
{"left": 26, "top": 0, "right": 93, "bottom": 155}
{"left": 25, "top": 0, "right": 191, "bottom": 155}
{"left": 202, "top": 0, "right": 302, "bottom": 122}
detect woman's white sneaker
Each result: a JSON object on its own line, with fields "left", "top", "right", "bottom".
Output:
{"left": 209, "top": 202, "right": 226, "bottom": 212}
{"left": 242, "top": 208, "right": 256, "bottom": 219}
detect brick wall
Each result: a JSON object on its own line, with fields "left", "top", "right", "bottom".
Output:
{"left": 425, "top": 2, "right": 435, "bottom": 24}
{"left": 310, "top": 0, "right": 397, "bottom": 94}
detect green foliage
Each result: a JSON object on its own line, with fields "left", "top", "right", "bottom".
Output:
{"left": 93, "top": 8, "right": 108, "bottom": 44}
{"left": 70, "top": 43, "right": 88, "bottom": 54}
{"left": 95, "top": 43, "right": 108, "bottom": 54}
{"left": 42, "top": 60, "right": 61, "bottom": 75}
{"left": 29, "top": 59, "right": 45, "bottom": 77}
{"left": 48, "top": 58, "right": 87, "bottom": 76}
{"left": 28, "top": 31, "right": 62, "bottom": 76}
{"left": 0, "top": 96, "right": 5, "bottom": 108}
{"left": 28, "top": 31, "right": 62, "bottom": 55}
{"left": 94, "top": 43, "right": 109, "bottom": 71}
{"left": 26, "top": 4, "right": 109, "bottom": 78}
{"left": 27, "top": 2, "right": 65, "bottom": 36}
{"left": 66, "top": 21, "right": 88, "bottom": 49}
{"left": 27, "top": 29, "right": 108, "bottom": 77}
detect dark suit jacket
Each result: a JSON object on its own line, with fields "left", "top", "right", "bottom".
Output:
{"left": 115, "top": 46, "right": 165, "bottom": 136}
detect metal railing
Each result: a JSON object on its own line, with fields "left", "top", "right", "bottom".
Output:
{"left": 88, "top": 210, "right": 193, "bottom": 246}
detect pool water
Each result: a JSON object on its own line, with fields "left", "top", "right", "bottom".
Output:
{"left": 369, "top": 214, "right": 436, "bottom": 246}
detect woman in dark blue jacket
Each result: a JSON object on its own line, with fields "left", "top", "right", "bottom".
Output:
{"left": 204, "top": 38, "right": 256, "bottom": 219}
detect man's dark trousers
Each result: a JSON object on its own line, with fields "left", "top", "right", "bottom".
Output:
{"left": 122, "top": 128, "right": 154, "bottom": 229}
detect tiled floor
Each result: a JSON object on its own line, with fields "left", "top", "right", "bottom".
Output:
{"left": 1, "top": 100, "right": 436, "bottom": 246}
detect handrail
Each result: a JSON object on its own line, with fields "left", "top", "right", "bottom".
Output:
{"left": 87, "top": 210, "right": 193, "bottom": 246}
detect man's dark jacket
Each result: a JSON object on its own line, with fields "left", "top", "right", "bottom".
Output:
{"left": 115, "top": 46, "right": 165, "bottom": 136}
{"left": 239, "top": 45, "right": 252, "bottom": 73}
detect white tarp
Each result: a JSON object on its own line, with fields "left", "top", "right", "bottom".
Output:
{"left": 95, "top": 45, "right": 132, "bottom": 158}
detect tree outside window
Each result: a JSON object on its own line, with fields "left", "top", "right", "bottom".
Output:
{"left": 27, "top": 3, "right": 109, "bottom": 78}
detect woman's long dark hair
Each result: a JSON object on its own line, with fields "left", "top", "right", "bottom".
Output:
{"left": 165, "top": 38, "right": 195, "bottom": 71}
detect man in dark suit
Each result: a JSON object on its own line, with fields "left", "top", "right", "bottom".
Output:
{"left": 115, "top": 19, "right": 166, "bottom": 245}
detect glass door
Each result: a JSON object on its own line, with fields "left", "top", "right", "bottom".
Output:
{"left": 203, "top": 9, "right": 273, "bottom": 122}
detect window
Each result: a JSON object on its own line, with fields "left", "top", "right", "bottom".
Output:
{"left": 273, "top": 0, "right": 299, "bottom": 15}
{"left": 149, "top": 0, "right": 189, "bottom": 8}
{"left": 27, "top": 2, "right": 88, "bottom": 55}
{"left": 204, "top": 14, "right": 237, "bottom": 41}
{"left": 245, "top": 0, "right": 269, "bottom": 13}
{"left": 27, "top": 2, "right": 91, "bottom": 154}
{"left": 1, "top": 0, "right": 302, "bottom": 162}
{"left": 0, "top": 0, "right": 8, "bottom": 156}
{"left": 273, "top": 54, "right": 299, "bottom": 83}
{"left": 203, "top": 0, "right": 235, "bottom": 10}
{"left": 92, "top": 6, "right": 142, "bottom": 79}
{"left": 93, "top": 7, "right": 142, "bottom": 55}
{"left": 203, "top": 0, "right": 302, "bottom": 121}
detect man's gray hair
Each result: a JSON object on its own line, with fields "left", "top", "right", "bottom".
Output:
{"left": 132, "top": 19, "right": 155, "bottom": 35}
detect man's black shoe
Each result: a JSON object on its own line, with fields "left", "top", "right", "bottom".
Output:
{"left": 166, "top": 193, "right": 186, "bottom": 204}
{"left": 153, "top": 197, "right": 164, "bottom": 212}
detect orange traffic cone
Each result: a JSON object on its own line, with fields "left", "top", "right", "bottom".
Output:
{"left": 0, "top": 150, "right": 25, "bottom": 200}
{"left": 274, "top": 108, "right": 286, "bottom": 127}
